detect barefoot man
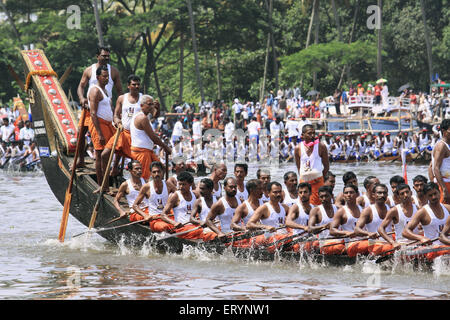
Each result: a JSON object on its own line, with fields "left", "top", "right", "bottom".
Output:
{"left": 294, "top": 124, "right": 329, "bottom": 206}
{"left": 432, "top": 119, "right": 450, "bottom": 204}
{"left": 88, "top": 65, "right": 116, "bottom": 193}
{"left": 77, "top": 46, "right": 122, "bottom": 168}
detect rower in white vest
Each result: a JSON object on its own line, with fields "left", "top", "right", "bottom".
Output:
{"left": 231, "top": 179, "right": 264, "bottom": 232}
{"left": 282, "top": 171, "right": 298, "bottom": 208}
{"left": 286, "top": 182, "right": 314, "bottom": 234}
{"left": 308, "top": 186, "right": 338, "bottom": 239}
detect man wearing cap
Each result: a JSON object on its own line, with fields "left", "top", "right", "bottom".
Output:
{"left": 294, "top": 124, "right": 329, "bottom": 206}
{"left": 382, "top": 132, "right": 395, "bottom": 157}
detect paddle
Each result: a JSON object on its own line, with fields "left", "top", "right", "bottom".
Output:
{"left": 165, "top": 151, "right": 169, "bottom": 180}
{"left": 280, "top": 227, "right": 329, "bottom": 251}
{"left": 156, "top": 224, "right": 202, "bottom": 241}
{"left": 0, "top": 156, "right": 11, "bottom": 169}
{"left": 58, "top": 108, "right": 87, "bottom": 242}
{"left": 262, "top": 230, "right": 309, "bottom": 250}
{"left": 375, "top": 237, "right": 439, "bottom": 264}
{"left": 226, "top": 225, "right": 286, "bottom": 243}
{"left": 103, "top": 211, "right": 131, "bottom": 226}
{"left": 319, "top": 232, "right": 395, "bottom": 249}
{"left": 72, "top": 219, "right": 144, "bottom": 238}
{"left": 88, "top": 125, "right": 123, "bottom": 230}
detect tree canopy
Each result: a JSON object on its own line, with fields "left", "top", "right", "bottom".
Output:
{"left": 0, "top": 0, "right": 448, "bottom": 108}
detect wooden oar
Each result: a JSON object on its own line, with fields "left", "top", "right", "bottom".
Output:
{"left": 72, "top": 219, "right": 144, "bottom": 238}
{"left": 280, "top": 227, "right": 329, "bottom": 251}
{"left": 58, "top": 108, "right": 87, "bottom": 242}
{"left": 375, "top": 237, "right": 439, "bottom": 264}
{"left": 225, "top": 225, "right": 286, "bottom": 244}
{"left": 156, "top": 225, "right": 202, "bottom": 241}
{"left": 103, "top": 212, "right": 131, "bottom": 226}
{"left": 319, "top": 232, "right": 394, "bottom": 249}
{"left": 262, "top": 230, "right": 308, "bottom": 249}
{"left": 165, "top": 152, "right": 169, "bottom": 180}
{"left": 88, "top": 125, "right": 122, "bottom": 230}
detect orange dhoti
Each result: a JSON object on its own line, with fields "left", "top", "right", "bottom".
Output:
{"left": 367, "top": 240, "right": 394, "bottom": 256}
{"left": 346, "top": 240, "right": 370, "bottom": 257}
{"left": 88, "top": 117, "right": 115, "bottom": 151}
{"left": 319, "top": 239, "right": 346, "bottom": 255}
{"left": 105, "top": 129, "right": 133, "bottom": 159}
{"left": 78, "top": 110, "right": 91, "bottom": 127}
{"left": 439, "top": 182, "right": 450, "bottom": 204}
{"left": 300, "top": 176, "right": 324, "bottom": 206}
{"left": 131, "top": 146, "right": 161, "bottom": 180}
{"left": 424, "top": 245, "right": 450, "bottom": 261}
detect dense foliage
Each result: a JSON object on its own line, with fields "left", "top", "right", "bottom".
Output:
{"left": 0, "top": 0, "right": 448, "bottom": 109}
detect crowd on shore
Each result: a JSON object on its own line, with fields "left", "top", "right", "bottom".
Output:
{"left": 0, "top": 105, "right": 40, "bottom": 170}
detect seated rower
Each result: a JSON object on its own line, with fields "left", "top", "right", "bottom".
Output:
{"left": 386, "top": 175, "right": 405, "bottom": 207}
{"left": 285, "top": 182, "right": 313, "bottom": 235}
{"left": 335, "top": 171, "right": 359, "bottom": 207}
{"left": 378, "top": 183, "right": 419, "bottom": 252}
{"left": 205, "top": 177, "right": 242, "bottom": 241}
{"left": 149, "top": 171, "right": 204, "bottom": 240}
{"left": 439, "top": 215, "right": 450, "bottom": 245}
{"left": 231, "top": 179, "right": 264, "bottom": 232}
{"left": 131, "top": 161, "right": 176, "bottom": 222}
{"left": 234, "top": 163, "right": 249, "bottom": 203}
{"left": 246, "top": 181, "right": 290, "bottom": 251}
{"left": 113, "top": 160, "right": 146, "bottom": 220}
{"left": 412, "top": 175, "right": 428, "bottom": 208}
{"left": 282, "top": 171, "right": 298, "bottom": 207}
{"left": 354, "top": 183, "right": 391, "bottom": 256}
{"left": 357, "top": 176, "right": 380, "bottom": 208}
{"left": 167, "top": 160, "right": 196, "bottom": 191}
{"left": 308, "top": 186, "right": 338, "bottom": 238}
{"left": 325, "top": 184, "right": 363, "bottom": 256}
{"left": 189, "top": 178, "right": 218, "bottom": 242}
{"left": 257, "top": 168, "right": 271, "bottom": 202}
{"left": 402, "top": 183, "right": 450, "bottom": 260}
{"left": 197, "top": 163, "right": 227, "bottom": 199}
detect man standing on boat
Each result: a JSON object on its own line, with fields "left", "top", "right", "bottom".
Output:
{"left": 101, "top": 74, "right": 142, "bottom": 178}
{"left": 294, "top": 124, "right": 329, "bottom": 206}
{"left": 130, "top": 95, "right": 172, "bottom": 181}
{"left": 88, "top": 65, "right": 116, "bottom": 192}
{"left": 77, "top": 47, "right": 123, "bottom": 168}
{"left": 432, "top": 119, "right": 450, "bottom": 204}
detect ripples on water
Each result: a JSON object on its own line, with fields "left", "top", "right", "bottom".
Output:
{"left": 0, "top": 163, "right": 449, "bottom": 300}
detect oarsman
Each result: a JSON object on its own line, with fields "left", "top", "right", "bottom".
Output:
{"left": 438, "top": 216, "right": 450, "bottom": 245}
{"left": 113, "top": 160, "right": 146, "bottom": 220}
{"left": 131, "top": 161, "right": 176, "bottom": 222}
{"left": 189, "top": 178, "right": 217, "bottom": 241}
{"left": 205, "top": 177, "right": 242, "bottom": 240}
{"left": 329, "top": 136, "right": 344, "bottom": 160}
{"left": 198, "top": 163, "right": 227, "bottom": 199}
{"left": 308, "top": 186, "right": 338, "bottom": 238}
{"left": 1, "top": 117, "right": 15, "bottom": 143}
{"left": 101, "top": 74, "right": 142, "bottom": 177}
{"left": 19, "top": 120, "right": 34, "bottom": 146}
{"left": 323, "top": 171, "right": 336, "bottom": 196}
{"left": 256, "top": 168, "right": 271, "bottom": 202}
{"left": 418, "top": 129, "right": 432, "bottom": 154}
{"left": 285, "top": 116, "right": 299, "bottom": 145}
{"left": 356, "top": 134, "right": 369, "bottom": 160}
{"left": 353, "top": 183, "right": 391, "bottom": 256}
{"left": 386, "top": 175, "right": 405, "bottom": 207}
{"left": 282, "top": 171, "right": 298, "bottom": 207}
{"left": 382, "top": 133, "right": 394, "bottom": 157}
{"left": 234, "top": 163, "right": 249, "bottom": 202}
{"left": 130, "top": 95, "right": 172, "bottom": 181}
{"left": 285, "top": 182, "right": 314, "bottom": 234}
{"left": 246, "top": 181, "right": 290, "bottom": 249}
{"left": 294, "top": 124, "right": 329, "bottom": 206}
{"left": 150, "top": 171, "right": 204, "bottom": 239}
{"left": 412, "top": 175, "right": 428, "bottom": 208}
{"left": 76, "top": 46, "right": 122, "bottom": 168}
{"left": 343, "top": 134, "right": 356, "bottom": 159}
{"left": 20, "top": 141, "right": 39, "bottom": 169}
{"left": 322, "top": 134, "right": 333, "bottom": 154}
{"left": 357, "top": 176, "right": 380, "bottom": 208}
{"left": 431, "top": 119, "right": 450, "bottom": 204}
{"left": 230, "top": 179, "right": 264, "bottom": 232}
{"left": 87, "top": 65, "right": 116, "bottom": 193}
{"left": 326, "top": 184, "right": 363, "bottom": 256}
{"left": 378, "top": 183, "right": 419, "bottom": 252}
{"left": 335, "top": 172, "right": 359, "bottom": 207}
{"left": 403, "top": 183, "right": 450, "bottom": 248}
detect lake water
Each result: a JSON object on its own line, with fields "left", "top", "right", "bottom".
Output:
{"left": 0, "top": 161, "right": 449, "bottom": 302}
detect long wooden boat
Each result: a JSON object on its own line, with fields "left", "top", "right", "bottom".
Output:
{"left": 20, "top": 49, "right": 448, "bottom": 269}
{"left": 329, "top": 152, "right": 431, "bottom": 165}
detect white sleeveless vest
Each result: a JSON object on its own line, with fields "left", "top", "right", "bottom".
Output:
{"left": 122, "top": 93, "right": 142, "bottom": 130}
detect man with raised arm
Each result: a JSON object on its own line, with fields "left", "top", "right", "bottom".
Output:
{"left": 77, "top": 46, "right": 122, "bottom": 168}
{"left": 294, "top": 124, "right": 329, "bottom": 206}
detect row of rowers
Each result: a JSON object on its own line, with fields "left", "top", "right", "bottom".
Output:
{"left": 113, "top": 161, "right": 450, "bottom": 256}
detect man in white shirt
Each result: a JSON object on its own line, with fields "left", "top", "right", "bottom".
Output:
{"left": 247, "top": 117, "right": 261, "bottom": 144}
{"left": 285, "top": 116, "right": 299, "bottom": 145}
{"left": 1, "top": 118, "right": 15, "bottom": 143}
{"left": 232, "top": 98, "right": 242, "bottom": 127}
{"left": 171, "top": 117, "right": 184, "bottom": 145}
{"left": 19, "top": 120, "right": 35, "bottom": 146}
